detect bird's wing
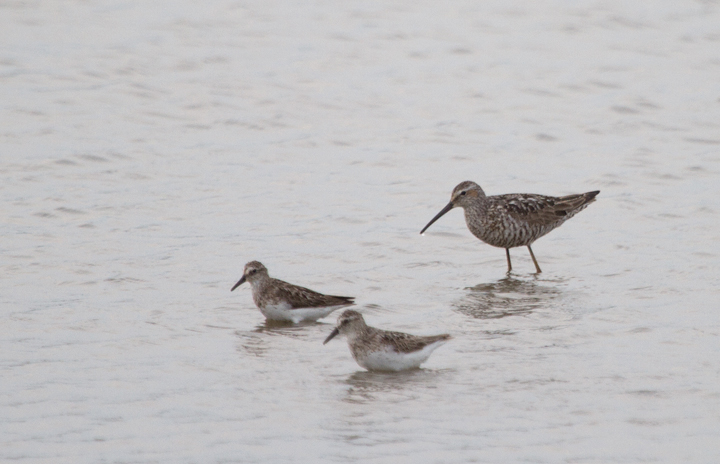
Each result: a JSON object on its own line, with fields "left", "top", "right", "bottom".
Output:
{"left": 270, "top": 279, "right": 354, "bottom": 308}
{"left": 493, "top": 192, "right": 597, "bottom": 227}
{"left": 379, "top": 331, "right": 451, "bottom": 354}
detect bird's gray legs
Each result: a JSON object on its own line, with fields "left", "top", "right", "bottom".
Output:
{"left": 507, "top": 246, "right": 542, "bottom": 273}
{"left": 527, "top": 245, "right": 542, "bottom": 273}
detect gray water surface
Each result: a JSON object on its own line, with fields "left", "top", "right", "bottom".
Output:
{"left": 2, "top": 1, "right": 720, "bottom": 463}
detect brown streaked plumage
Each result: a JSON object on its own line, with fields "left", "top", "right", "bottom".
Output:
{"left": 420, "top": 181, "right": 599, "bottom": 273}
{"left": 323, "top": 309, "right": 451, "bottom": 371}
{"left": 231, "top": 261, "right": 354, "bottom": 323}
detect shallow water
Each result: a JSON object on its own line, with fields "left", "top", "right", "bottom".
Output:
{"left": 2, "top": 1, "right": 720, "bottom": 462}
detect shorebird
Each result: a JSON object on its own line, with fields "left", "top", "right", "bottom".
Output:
{"left": 231, "top": 261, "right": 354, "bottom": 323}
{"left": 420, "top": 181, "right": 599, "bottom": 273}
{"left": 323, "top": 309, "right": 451, "bottom": 372}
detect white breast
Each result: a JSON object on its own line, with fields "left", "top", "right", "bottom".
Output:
{"left": 357, "top": 340, "right": 448, "bottom": 372}
{"left": 259, "top": 302, "right": 340, "bottom": 323}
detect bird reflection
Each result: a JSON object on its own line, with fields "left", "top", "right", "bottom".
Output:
{"left": 252, "top": 319, "right": 308, "bottom": 332}
{"left": 234, "top": 331, "right": 268, "bottom": 357}
{"left": 234, "top": 320, "right": 324, "bottom": 356}
{"left": 342, "top": 369, "right": 451, "bottom": 404}
{"left": 454, "top": 276, "right": 563, "bottom": 319}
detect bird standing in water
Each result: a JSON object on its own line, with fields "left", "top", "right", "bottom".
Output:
{"left": 323, "top": 310, "right": 451, "bottom": 372}
{"left": 231, "top": 261, "right": 354, "bottom": 323}
{"left": 420, "top": 181, "right": 599, "bottom": 273}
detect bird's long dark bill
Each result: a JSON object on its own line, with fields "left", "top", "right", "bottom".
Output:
{"left": 323, "top": 328, "right": 340, "bottom": 345}
{"left": 230, "top": 275, "right": 246, "bottom": 291}
{"left": 420, "top": 201, "right": 454, "bottom": 234}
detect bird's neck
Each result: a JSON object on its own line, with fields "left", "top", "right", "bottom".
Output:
{"left": 346, "top": 324, "right": 371, "bottom": 344}
{"left": 463, "top": 195, "right": 488, "bottom": 215}
{"left": 249, "top": 275, "right": 271, "bottom": 292}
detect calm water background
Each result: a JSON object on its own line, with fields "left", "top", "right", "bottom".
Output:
{"left": 2, "top": 1, "right": 720, "bottom": 462}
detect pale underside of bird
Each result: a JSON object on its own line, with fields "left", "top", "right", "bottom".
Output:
{"left": 324, "top": 309, "right": 451, "bottom": 372}
{"left": 231, "top": 261, "right": 354, "bottom": 323}
{"left": 420, "top": 180, "right": 599, "bottom": 273}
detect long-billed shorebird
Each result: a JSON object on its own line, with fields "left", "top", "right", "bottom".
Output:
{"left": 323, "top": 309, "right": 451, "bottom": 372}
{"left": 231, "top": 261, "right": 354, "bottom": 323}
{"left": 420, "top": 181, "right": 599, "bottom": 273}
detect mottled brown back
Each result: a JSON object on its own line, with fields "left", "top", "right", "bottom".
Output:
{"left": 264, "top": 278, "right": 355, "bottom": 308}
{"left": 498, "top": 190, "right": 599, "bottom": 227}
{"left": 377, "top": 331, "right": 451, "bottom": 354}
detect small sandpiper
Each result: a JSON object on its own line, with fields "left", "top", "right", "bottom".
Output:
{"left": 231, "top": 261, "right": 354, "bottom": 323}
{"left": 420, "top": 181, "right": 599, "bottom": 273}
{"left": 323, "top": 309, "right": 451, "bottom": 372}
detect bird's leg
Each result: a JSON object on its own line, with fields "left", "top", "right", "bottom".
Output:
{"left": 527, "top": 245, "right": 542, "bottom": 273}
{"left": 505, "top": 248, "right": 512, "bottom": 274}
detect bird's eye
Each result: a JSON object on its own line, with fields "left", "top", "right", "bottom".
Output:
{"left": 249, "top": 269, "right": 256, "bottom": 274}
{"left": 460, "top": 191, "right": 467, "bottom": 196}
